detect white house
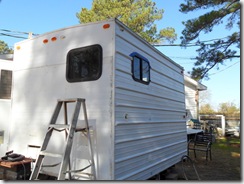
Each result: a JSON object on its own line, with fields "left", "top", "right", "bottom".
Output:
{"left": 184, "top": 75, "right": 207, "bottom": 123}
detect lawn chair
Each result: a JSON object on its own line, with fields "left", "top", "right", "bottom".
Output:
{"left": 188, "top": 132, "right": 212, "bottom": 162}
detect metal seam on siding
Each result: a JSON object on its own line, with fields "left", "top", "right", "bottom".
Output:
{"left": 115, "top": 120, "right": 185, "bottom": 125}
{"left": 115, "top": 149, "right": 186, "bottom": 180}
{"left": 152, "top": 77, "right": 184, "bottom": 92}
{"left": 115, "top": 70, "right": 184, "bottom": 94}
{"left": 115, "top": 85, "right": 185, "bottom": 103}
{"left": 115, "top": 139, "right": 186, "bottom": 163}
{"left": 115, "top": 67, "right": 131, "bottom": 76}
{"left": 152, "top": 67, "right": 183, "bottom": 85}
{"left": 115, "top": 102, "right": 186, "bottom": 113}
{"left": 114, "top": 91, "right": 185, "bottom": 109}
{"left": 115, "top": 32, "right": 184, "bottom": 72}
{"left": 115, "top": 50, "right": 132, "bottom": 60}
{"left": 115, "top": 130, "right": 186, "bottom": 144}
{"left": 115, "top": 51, "right": 184, "bottom": 86}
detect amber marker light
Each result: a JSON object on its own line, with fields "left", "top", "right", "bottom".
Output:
{"left": 43, "top": 39, "right": 48, "bottom": 44}
{"left": 103, "top": 24, "right": 110, "bottom": 29}
{"left": 16, "top": 46, "right": 21, "bottom": 50}
{"left": 51, "top": 37, "right": 57, "bottom": 42}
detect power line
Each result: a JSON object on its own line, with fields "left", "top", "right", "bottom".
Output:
{"left": 208, "top": 61, "right": 240, "bottom": 76}
{"left": 0, "top": 29, "right": 39, "bottom": 36}
{"left": 153, "top": 36, "right": 231, "bottom": 47}
{"left": 0, "top": 33, "right": 27, "bottom": 39}
{"left": 168, "top": 56, "right": 196, "bottom": 60}
{"left": 0, "top": 29, "right": 39, "bottom": 40}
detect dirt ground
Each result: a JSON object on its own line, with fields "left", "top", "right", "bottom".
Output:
{"left": 172, "top": 136, "right": 241, "bottom": 181}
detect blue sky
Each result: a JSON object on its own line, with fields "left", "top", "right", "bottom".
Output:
{"left": 0, "top": 0, "right": 241, "bottom": 110}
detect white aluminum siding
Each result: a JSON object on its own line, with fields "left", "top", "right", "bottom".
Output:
{"left": 114, "top": 22, "right": 187, "bottom": 180}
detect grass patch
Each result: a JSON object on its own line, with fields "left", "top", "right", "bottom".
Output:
{"left": 213, "top": 136, "right": 240, "bottom": 152}
{"left": 229, "top": 139, "right": 240, "bottom": 144}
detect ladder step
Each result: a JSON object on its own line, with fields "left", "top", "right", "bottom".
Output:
{"left": 39, "top": 151, "right": 63, "bottom": 158}
{"left": 40, "top": 170, "right": 59, "bottom": 178}
{"left": 49, "top": 124, "right": 70, "bottom": 129}
{"left": 75, "top": 125, "right": 89, "bottom": 132}
{"left": 75, "top": 128, "right": 87, "bottom": 132}
{"left": 58, "top": 98, "right": 85, "bottom": 103}
{"left": 49, "top": 124, "right": 89, "bottom": 132}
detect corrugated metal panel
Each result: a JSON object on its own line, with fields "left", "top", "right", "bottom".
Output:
{"left": 114, "top": 23, "right": 187, "bottom": 180}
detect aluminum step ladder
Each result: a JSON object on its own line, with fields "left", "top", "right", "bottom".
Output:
{"left": 29, "top": 98, "right": 96, "bottom": 180}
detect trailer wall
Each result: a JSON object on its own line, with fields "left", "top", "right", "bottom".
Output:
{"left": 11, "top": 21, "right": 115, "bottom": 179}
{"left": 113, "top": 21, "right": 187, "bottom": 180}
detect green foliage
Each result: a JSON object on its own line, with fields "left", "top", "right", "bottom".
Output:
{"left": 200, "top": 103, "right": 216, "bottom": 114}
{"left": 0, "top": 40, "right": 13, "bottom": 54}
{"left": 76, "top": 0, "right": 177, "bottom": 44}
{"left": 200, "top": 101, "right": 240, "bottom": 117}
{"left": 218, "top": 102, "right": 240, "bottom": 117}
{"left": 213, "top": 137, "right": 240, "bottom": 152}
{"left": 180, "top": 0, "right": 240, "bottom": 80}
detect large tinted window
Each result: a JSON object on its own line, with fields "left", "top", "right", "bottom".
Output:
{"left": 66, "top": 44, "right": 102, "bottom": 82}
{"left": 131, "top": 52, "right": 150, "bottom": 85}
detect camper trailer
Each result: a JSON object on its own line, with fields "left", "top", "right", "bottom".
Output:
{"left": 9, "top": 19, "right": 187, "bottom": 180}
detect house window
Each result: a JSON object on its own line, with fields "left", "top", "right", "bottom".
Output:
{"left": 130, "top": 52, "right": 150, "bottom": 84}
{"left": 66, "top": 44, "right": 102, "bottom": 82}
{"left": 0, "top": 70, "right": 12, "bottom": 99}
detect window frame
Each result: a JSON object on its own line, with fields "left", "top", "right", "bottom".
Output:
{"left": 66, "top": 44, "right": 103, "bottom": 83}
{"left": 0, "top": 69, "right": 12, "bottom": 99}
{"left": 130, "top": 52, "right": 151, "bottom": 85}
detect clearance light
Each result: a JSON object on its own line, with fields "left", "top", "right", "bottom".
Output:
{"left": 43, "top": 39, "right": 48, "bottom": 44}
{"left": 51, "top": 37, "right": 57, "bottom": 42}
{"left": 16, "top": 46, "right": 21, "bottom": 50}
{"left": 103, "top": 24, "right": 110, "bottom": 29}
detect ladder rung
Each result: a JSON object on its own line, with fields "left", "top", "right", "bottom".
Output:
{"left": 39, "top": 170, "right": 59, "bottom": 178}
{"left": 49, "top": 124, "right": 70, "bottom": 129}
{"left": 64, "top": 164, "right": 91, "bottom": 174}
{"left": 39, "top": 151, "right": 63, "bottom": 158}
{"left": 75, "top": 128, "right": 87, "bottom": 132}
{"left": 42, "top": 162, "right": 61, "bottom": 168}
{"left": 58, "top": 98, "right": 85, "bottom": 103}
{"left": 75, "top": 125, "right": 88, "bottom": 132}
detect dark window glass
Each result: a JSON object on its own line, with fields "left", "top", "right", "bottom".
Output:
{"left": 66, "top": 44, "right": 102, "bottom": 82}
{"left": 133, "top": 57, "right": 140, "bottom": 80}
{"left": 142, "top": 60, "right": 150, "bottom": 83}
{"left": 0, "top": 70, "right": 12, "bottom": 99}
{"left": 131, "top": 53, "right": 150, "bottom": 85}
